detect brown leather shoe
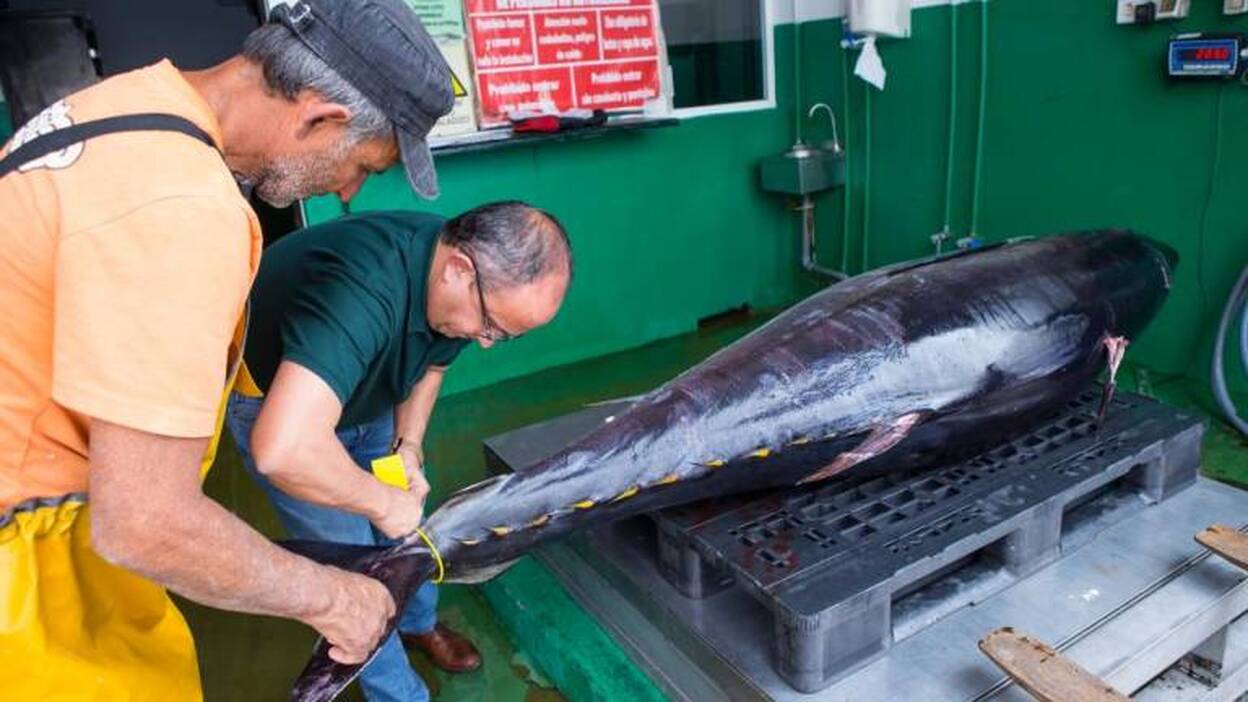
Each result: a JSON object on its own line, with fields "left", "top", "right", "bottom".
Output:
{"left": 402, "top": 624, "right": 482, "bottom": 673}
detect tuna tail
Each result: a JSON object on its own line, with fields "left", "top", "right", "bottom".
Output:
{"left": 280, "top": 539, "right": 390, "bottom": 570}
{"left": 281, "top": 539, "right": 440, "bottom": 702}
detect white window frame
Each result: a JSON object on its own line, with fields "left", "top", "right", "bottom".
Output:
{"left": 668, "top": 0, "right": 777, "bottom": 119}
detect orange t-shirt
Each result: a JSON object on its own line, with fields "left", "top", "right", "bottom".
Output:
{"left": 0, "top": 60, "right": 262, "bottom": 513}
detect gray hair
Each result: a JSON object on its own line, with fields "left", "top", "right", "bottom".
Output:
{"left": 442, "top": 201, "right": 572, "bottom": 292}
{"left": 242, "top": 23, "right": 393, "bottom": 144}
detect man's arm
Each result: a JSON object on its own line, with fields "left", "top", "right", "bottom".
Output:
{"left": 249, "top": 360, "right": 425, "bottom": 538}
{"left": 390, "top": 366, "right": 447, "bottom": 503}
{"left": 88, "top": 419, "right": 393, "bottom": 665}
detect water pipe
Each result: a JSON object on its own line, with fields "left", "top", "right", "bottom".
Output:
{"left": 840, "top": 34, "right": 854, "bottom": 275}
{"left": 938, "top": 1, "right": 960, "bottom": 250}
{"left": 862, "top": 84, "right": 872, "bottom": 273}
{"left": 794, "top": 18, "right": 803, "bottom": 145}
{"left": 801, "top": 103, "right": 848, "bottom": 281}
{"left": 968, "top": 0, "right": 989, "bottom": 238}
{"left": 1212, "top": 267, "right": 1248, "bottom": 436}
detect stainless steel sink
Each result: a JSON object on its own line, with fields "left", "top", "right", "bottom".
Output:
{"left": 758, "top": 143, "right": 845, "bottom": 196}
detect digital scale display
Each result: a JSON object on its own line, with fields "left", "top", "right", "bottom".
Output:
{"left": 1177, "top": 46, "right": 1232, "bottom": 61}
{"left": 1168, "top": 35, "right": 1242, "bottom": 77}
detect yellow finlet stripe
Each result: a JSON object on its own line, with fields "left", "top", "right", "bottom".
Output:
{"left": 656, "top": 474, "right": 679, "bottom": 485}
{"left": 490, "top": 526, "right": 511, "bottom": 536}
{"left": 704, "top": 459, "right": 726, "bottom": 468}
{"left": 788, "top": 436, "right": 811, "bottom": 446}
{"left": 748, "top": 448, "right": 772, "bottom": 459}
{"left": 529, "top": 514, "right": 551, "bottom": 527}
{"left": 612, "top": 485, "right": 640, "bottom": 502}
{"left": 461, "top": 538, "right": 482, "bottom": 546}
{"left": 572, "top": 499, "right": 596, "bottom": 509}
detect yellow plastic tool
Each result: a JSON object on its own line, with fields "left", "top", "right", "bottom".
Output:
{"left": 370, "top": 454, "right": 409, "bottom": 490}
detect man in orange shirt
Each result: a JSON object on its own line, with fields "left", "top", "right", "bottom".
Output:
{"left": 0, "top": 1, "right": 453, "bottom": 698}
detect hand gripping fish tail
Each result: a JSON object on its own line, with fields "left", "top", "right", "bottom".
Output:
{"left": 284, "top": 539, "right": 439, "bottom": 702}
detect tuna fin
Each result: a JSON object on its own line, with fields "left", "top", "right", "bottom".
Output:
{"left": 1097, "top": 335, "right": 1130, "bottom": 424}
{"left": 450, "top": 557, "right": 521, "bottom": 584}
{"left": 798, "top": 411, "right": 927, "bottom": 484}
{"left": 290, "top": 544, "right": 439, "bottom": 702}
{"left": 290, "top": 637, "right": 380, "bottom": 702}
{"left": 584, "top": 393, "right": 644, "bottom": 407}
{"left": 279, "top": 540, "right": 389, "bottom": 571}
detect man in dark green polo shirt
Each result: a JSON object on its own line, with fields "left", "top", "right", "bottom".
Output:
{"left": 223, "top": 202, "right": 571, "bottom": 702}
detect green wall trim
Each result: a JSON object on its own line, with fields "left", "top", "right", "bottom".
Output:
{"left": 480, "top": 558, "right": 668, "bottom": 702}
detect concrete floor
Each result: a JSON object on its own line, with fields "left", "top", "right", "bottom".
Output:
{"left": 185, "top": 310, "right": 1248, "bottom": 701}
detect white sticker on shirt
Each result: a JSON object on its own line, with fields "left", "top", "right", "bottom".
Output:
{"left": 9, "top": 100, "right": 84, "bottom": 172}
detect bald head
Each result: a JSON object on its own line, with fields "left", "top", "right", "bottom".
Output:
{"left": 427, "top": 201, "right": 571, "bottom": 347}
{"left": 440, "top": 201, "right": 571, "bottom": 294}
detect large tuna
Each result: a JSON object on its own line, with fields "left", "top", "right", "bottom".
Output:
{"left": 287, "top": 229, "right": 1176, "bottom": 701}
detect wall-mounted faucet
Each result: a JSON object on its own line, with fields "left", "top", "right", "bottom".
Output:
{"left": 807, "top": 103, "right": 843, "bottom": 159}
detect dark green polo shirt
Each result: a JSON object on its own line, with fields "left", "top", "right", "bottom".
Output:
{"left": 244, "top": 211, "right": 469, "bottom": 427}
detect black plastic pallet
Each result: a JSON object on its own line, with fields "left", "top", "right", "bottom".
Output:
{"left": 482, "top": 389, "right": 1205, "bottom": 694}
{"left": 653, "top": 389, "right": 1203, "bottom": 692}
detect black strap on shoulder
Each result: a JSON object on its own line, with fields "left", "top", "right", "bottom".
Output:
{"left": 0, "top": 113, "right": 217, "bottom": 179}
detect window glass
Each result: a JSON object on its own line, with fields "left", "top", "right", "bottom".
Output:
{"left": 658, "top": 0, "right": 765, "bottom": 109}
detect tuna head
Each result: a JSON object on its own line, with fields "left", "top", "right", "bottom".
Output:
{"left": 1075, "top": 230, "right": 1175, "bottom": 339}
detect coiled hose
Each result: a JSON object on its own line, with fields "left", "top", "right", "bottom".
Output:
{"left": 1212, "top": 265, "right": 1248, "bottom": 436}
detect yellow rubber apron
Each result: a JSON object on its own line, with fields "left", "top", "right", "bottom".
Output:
{"left": 0, "top": 310, "right": 248, "bottom": 700}
{"left": 201, "top": 308, "right": 250, "bottom": 477}
{"left": 233, "top": 356, "right": 264, "bottom": 399}
{"left": 0, "top": 498, "right": 202, "bottom": 700}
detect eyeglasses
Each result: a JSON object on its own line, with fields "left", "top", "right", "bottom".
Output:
{"left": 469, "top": 259, "right": 520, "bottom": 343}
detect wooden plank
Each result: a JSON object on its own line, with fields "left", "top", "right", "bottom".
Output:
{"left": 979, "top": 627, "right": 1131, "bottom": 702}
{"left": 1196, "top": 524, "right": 1248, "bottom": 571}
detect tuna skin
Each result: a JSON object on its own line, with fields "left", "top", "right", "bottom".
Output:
{"left": 290, "top": 229, "right": 1176, "bottom": 701}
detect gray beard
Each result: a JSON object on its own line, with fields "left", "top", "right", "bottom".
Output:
{"left": 241, "top": 136, "right": 355, "bottom": 208}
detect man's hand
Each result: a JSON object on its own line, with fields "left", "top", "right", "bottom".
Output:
{"left": 302, "top": 568, "right": 396, "bottom": 664}
{"left": 88, "top": 418, "right": 395, "bottom": 661}
{"left": 396, "top": 443, "right": 431, "bottom": 511}
{"left": 390, "top": 365, "right": 443, "bottom": 531}
{"left": 370, "top": 483, "right": 427, "bottom": 539}
{"left": 369, "top": 446, "right": 430, "bottom": 539}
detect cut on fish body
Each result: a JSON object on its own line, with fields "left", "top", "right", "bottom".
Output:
{"left": 798, "top": 411, "right": 929, "bottom": 484}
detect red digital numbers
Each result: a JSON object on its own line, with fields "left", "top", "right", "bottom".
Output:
{"left": 1193, "top": 47, "right": 1231, "bottom": 61}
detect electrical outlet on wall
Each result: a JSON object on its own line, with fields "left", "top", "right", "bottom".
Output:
{"left": 1227, "top": 0, "right": 1248, "bottom": 16}
{"left": 1117, "top": 0, "right": 1191, "bottom": 24}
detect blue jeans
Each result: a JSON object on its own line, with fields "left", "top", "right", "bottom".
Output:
{"left": 226, "top": 392, "right": 437, "bottom": 702}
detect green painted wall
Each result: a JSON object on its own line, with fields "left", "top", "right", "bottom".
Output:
{"left": 800, "top": 2, "right": 1248, "bottom": 384}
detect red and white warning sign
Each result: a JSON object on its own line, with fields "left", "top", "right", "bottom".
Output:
{"left": 465, "top": 0, "right": 662, "bottom": 127}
